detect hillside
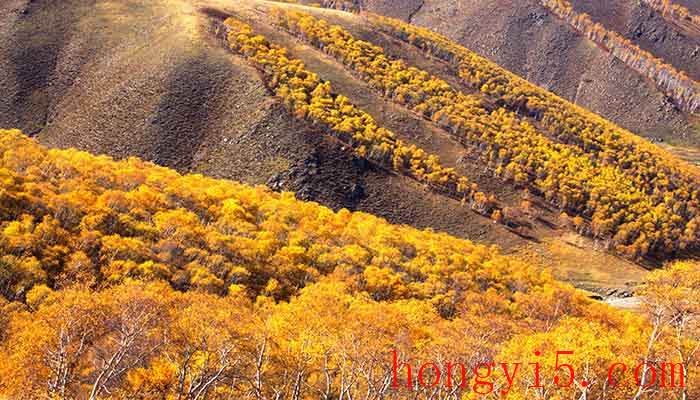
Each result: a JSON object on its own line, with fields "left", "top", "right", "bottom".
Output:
{"left": 3, "top": 1, "right": 700, "bottom": 398}
{"left": 342, "top": 0, "right": 700, "bottom": 148}
{"left": 254, "top": 5, "right": 700, "bottom": 259}
{"left": 5, "top": 0, "right": 700, "bottom": 293}
{"left": 0, "top": 0, "right": 535, "bottom": 248}
{"left": 0, "top": 129, "right": 690, "bottom": 399}
{"left": 0, "top": 0, "right": 563, "bottom": 265}
{"left": 568, "top": 0, "right": 700, "bottom": 83}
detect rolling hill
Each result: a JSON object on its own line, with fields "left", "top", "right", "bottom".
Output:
{"left": 4, "top": 0, "right": 699, "bottom": 294}
{"left": 3, "top": 1, "right": 700, "bottom": 398}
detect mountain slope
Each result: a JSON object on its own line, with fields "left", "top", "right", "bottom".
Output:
{"left": 0, "top": 129, "right": 657, "bottom": 400}
{"left": 0, "top": 0, "right": 534, "bottom": 248}
{"left": 569, "top": 0, "right": 700, "bottom": 83}
{"left": 5, "top": 0, "right": 694, "bottom": 292}
{"left": 259, "top": 5, "right": 700, "bottom": 258}
{"left": 346, "top": 0, "right": 700, "bottom": 146}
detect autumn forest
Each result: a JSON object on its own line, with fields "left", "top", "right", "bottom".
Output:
{"left": 2, "top": 0, "right": 700, "bottom": 399}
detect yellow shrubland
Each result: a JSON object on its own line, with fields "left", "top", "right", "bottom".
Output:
{"left": 0, "top": 131, "right": 696, "bottom": 399}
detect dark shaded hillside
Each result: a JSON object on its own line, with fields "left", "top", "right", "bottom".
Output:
{"left": 348, "top": 0, "right": 700, "bottom": 145}
{"left": 0, "top": 0, "right": 89, "bottom": 136}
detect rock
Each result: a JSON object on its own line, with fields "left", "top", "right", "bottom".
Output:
{"left": 348, "top": 183, "right": 365, "bottom": 201}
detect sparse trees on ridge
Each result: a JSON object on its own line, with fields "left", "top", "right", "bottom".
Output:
{"left": 539, "top": 0, "right": 700, "bottom": 114}
{"left": 640, "top": 0, "right": 700, "bottom": 36}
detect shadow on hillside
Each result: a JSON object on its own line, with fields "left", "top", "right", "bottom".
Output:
{"left": 199, "top": 7, "right": 231, "bottom": 22}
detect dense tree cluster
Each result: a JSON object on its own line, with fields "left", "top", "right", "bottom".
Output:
{"left": 1, "top": 131, "right": 699, "bottom": 398}
{"left": 0, "top": 129, "right": 512, "bottom": 308}
{"left": 0, "top": 130, "right": 644, "bottom": 399}
{"left": 272, "top": 9, "right": 700, "bottom": 258}
{"left": 0, "top": 130, "right": 685, "bottom": 399}
{"left": 539, "top": 0, "right": 700, "bottom": 114}
{"left": 0, "top": 280, "right": 647, "bottom": 400}
{"left": 221, "top": 18, "right": 497, "bottom": 214}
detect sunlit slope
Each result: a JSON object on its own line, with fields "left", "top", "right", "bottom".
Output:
{"left": 0, "top": 128, "right": 569, "bottom": 313}
{"left": 213, "top": 2, "right": 655, "bottom": 291}
{"left": 238, "top": 5, "right": 700, "bottom": 261}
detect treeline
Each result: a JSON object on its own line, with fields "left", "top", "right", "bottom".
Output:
{"left": 368, "top": 12, "right": 700, "bottom": 184}
{"left": 540, "top": 0, "right": 700, "bottom": 114}
{"left": 272, "top": 8, "right": 700, "bottom": 259}
{"left": 641, "top": 0, "right": 700, "bottom": 36}
{"left": 367, "top": 12, "right": 695, "bottom": 166}
{"left": 0, "top": 130, "right": 628, "bottom": 399}
{"left": 220, "top": 18, "right": 499, "bottom": 215}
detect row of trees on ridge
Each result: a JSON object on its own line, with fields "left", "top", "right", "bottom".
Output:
{"left": 271, "top": 8, "right": 700, "bottom": 259}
